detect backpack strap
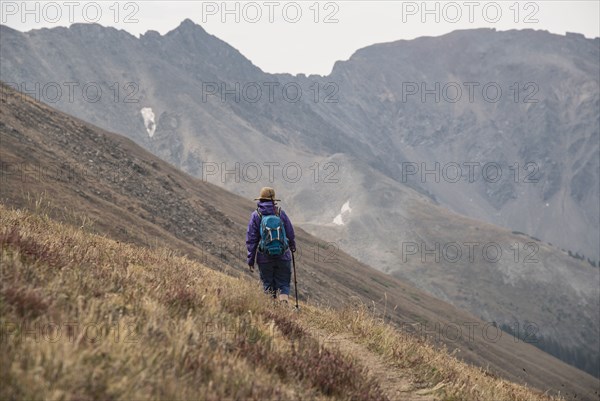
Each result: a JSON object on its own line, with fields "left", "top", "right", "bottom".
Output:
{"left": 271, "top": 196, "right": 279, "bottom": 217}
{"left": 256, "top": 207, "right": 262, "bottom": 219}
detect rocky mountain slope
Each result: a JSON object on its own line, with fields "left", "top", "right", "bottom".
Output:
{"left": 307, "top": 28, "right": 599, "bottom": 261}
{"left": 1, "top": 22, "right": 598, "bottom": 377}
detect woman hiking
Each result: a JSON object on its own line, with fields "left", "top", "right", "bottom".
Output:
{"left": 246, "top": 187, "right": 296, "bottom": 303}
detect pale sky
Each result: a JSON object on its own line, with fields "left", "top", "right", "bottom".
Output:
{"left": 2, "top": 1, "right": 599, "bottom": 75}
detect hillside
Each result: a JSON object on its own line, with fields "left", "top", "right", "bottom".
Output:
{"left": 1, "top": 84, "right": 598, "bottom": 399}
{"left": 0, "top": 203, "right": 570, "bottom": 401}
{"left": 1, "top": 22, "right": 598, "bottom": 377}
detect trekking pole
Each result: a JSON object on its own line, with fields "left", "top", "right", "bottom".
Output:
{"left": 292, "top": 250, "right": 299, "bottom": 310}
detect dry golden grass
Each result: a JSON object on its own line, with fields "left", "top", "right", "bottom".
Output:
{"left": 0, "top": 203, "right": 562, "bottom": 401}
{"left": 300, "top": 305, "right": 564, "bottom": 401}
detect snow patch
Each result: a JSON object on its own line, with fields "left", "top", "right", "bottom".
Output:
{"left": 333, "top": 214, "right": 344, "bottom": 225}
{"left": 140, "top": 107, "right": 156, "bottom": 137}
{"left": 333, "top": 200, "right": 352, "bottom": 226}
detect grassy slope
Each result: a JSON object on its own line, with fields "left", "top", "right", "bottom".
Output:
{"left": 0, "top": 204, "right": 564, "bottom": 401}
{"left": 1, "top": 83, "right": 598, "bottom": 399}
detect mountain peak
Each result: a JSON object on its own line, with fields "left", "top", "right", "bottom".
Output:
{"left": 172, "top": 18, "right": 208, "bottom": 35}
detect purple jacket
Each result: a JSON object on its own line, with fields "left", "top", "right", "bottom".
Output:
{"left": 246, "top": 201, "right": 296, "bottom": 266}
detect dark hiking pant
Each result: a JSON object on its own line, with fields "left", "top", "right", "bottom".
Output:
{"left": 257, "top": 259, "right": 292, "bottom": 297}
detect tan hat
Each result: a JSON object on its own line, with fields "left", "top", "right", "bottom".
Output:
{"left": 254, "top": 187, "right": 280, "bottom": 201}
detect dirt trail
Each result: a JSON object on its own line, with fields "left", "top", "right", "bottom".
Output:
{"left": 322, "top": 331, "right": 442, "bottom": 401}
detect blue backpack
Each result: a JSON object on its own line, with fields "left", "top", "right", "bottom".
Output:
{"left": 257, "top": 207, "right": 289, "bottom": 256}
